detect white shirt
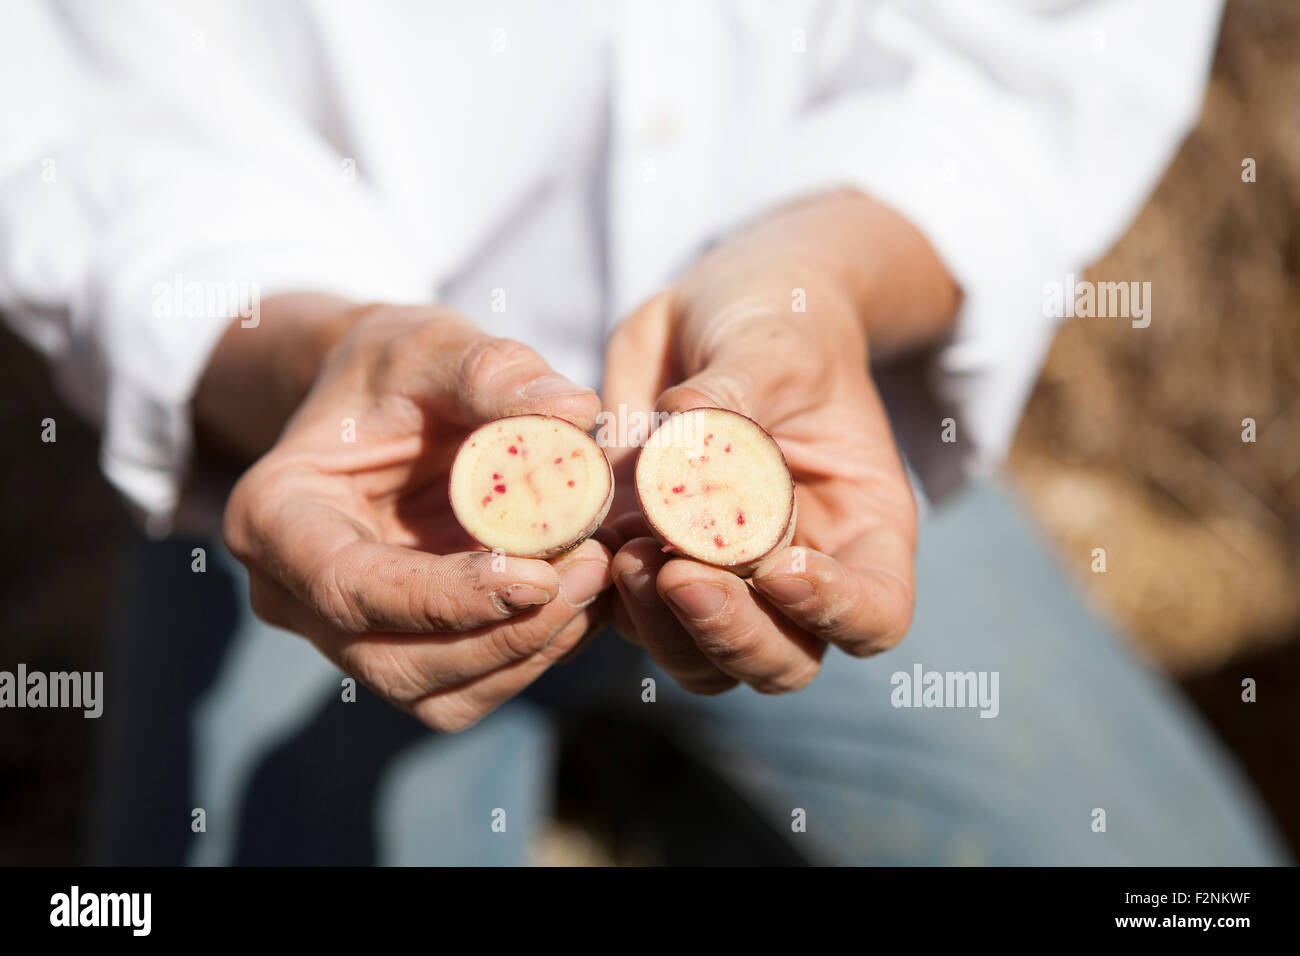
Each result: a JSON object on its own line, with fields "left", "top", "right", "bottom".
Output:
{"left": 0, "top": 0, "right": 1223, "bottom": 532}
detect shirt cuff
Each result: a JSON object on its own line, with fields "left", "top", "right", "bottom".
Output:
{"left": 92, "top": 233, "right": 430, "bottom": 536}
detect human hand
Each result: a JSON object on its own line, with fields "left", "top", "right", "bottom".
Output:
{"left": 222, "top": 301, "right": 612, "bottom": 731}
{"left": 601, "top": 240, "right": 922, "bottom": 696}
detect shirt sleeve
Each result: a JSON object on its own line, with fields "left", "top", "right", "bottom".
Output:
{"left": 721, "top": 0, "right": 1225, "bottom": 501}
{"left": 0, "top": 0, "right": 432, "bottom": 533}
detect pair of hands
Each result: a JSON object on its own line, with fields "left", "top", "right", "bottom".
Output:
{"left": 222, "top": 216, "right": 924, "bottom": 732}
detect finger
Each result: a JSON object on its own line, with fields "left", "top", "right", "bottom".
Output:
{"left": 751, "top": 533, "right": 915, "bottom": 658}
{"left": 600, "top": 291, "right": 678, "bottom": 438}
{"left": 611, "top": 539, "right": 737, "bottom": 694}
{"left": 247, "top": 569, "right": 560, "bottom": 693}
{"left": 230, "top": 486, "right": 562, "bottom": 635}
{"left": 599, "top": 510, "right": 653, "bottom": 554}
{"left": 250, "top": 480, "right": 608, "bottom": 639}
{"left": 655, "top": 368, "right": 757, "bottom": 419}
{"left": 558, "top": 587, "right": 614, "bottom": 664}
{"left": 590, "top": 523, "right": 625, "bottom": 555}
{"left": 262, "top": 539, "right": 612, "bottom": 705}
{"left": 345, "top": 540, "right": 610, "bottom": 702}
{"left": 657, "top": 559, "right": 826, "bottom": 695}
{"left": 654, "top": 319, "right": 831, "bottom": 424}
{"left": 600, "top": 294, "right": 679, "bottom": 517}
{"left": 295, "top": 315, "right": 600, "bottom": 443}
{"left": 273, "top": 499, "right": 568, "bottom": 634}
{"left": 408, "top": 605, "right": 598, "bottom": 732}
{"left": 457, "top": 334, "right": 602, "bottom": 430}
{"left": 610, "top": 595, "right": 641, "bottom": 646}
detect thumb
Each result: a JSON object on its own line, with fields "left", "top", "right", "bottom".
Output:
{"left": 457, "top": 336, "right": 601, "bottom": 431}
{"left": 655, "top": 363, "right": 759, "bottom": 420}
{"left": 654, "top": 312, "right": 823, "bottom": 423}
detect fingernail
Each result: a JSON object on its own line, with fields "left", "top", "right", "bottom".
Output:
{"left": 560, "top": 560, "right": 609, "bottom": 608}
{"left": 664, "top": 582, "right": 729, "bottom": 621}
{"left": 496, "top": 584, "right": 552, "bottom": 610}
{"left": 520, "top": 375, "right": 593, "bottom": 399}
{"left": 756, "top": 575, "right": 814, "bottom": 606}
{"left": 616, "top": 563, "right": 658, "bottom": 605}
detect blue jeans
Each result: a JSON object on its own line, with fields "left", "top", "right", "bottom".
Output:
{"left": 88, "top": 483, "right": 1288, "bottom": 865}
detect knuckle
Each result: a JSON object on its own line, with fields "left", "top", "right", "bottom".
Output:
{"left": 678, "top": 673, "right": 738, "bottom": 696}
{"left": 305, "top": 558, "right": 367, "bottom": 634}
{"left": 875, "top": 577, "right": 917, "bottom": 651}
{"left": 802, "top": 595, "right": 858, "bottom": 644}
{"left": 871, "top": 614, "right": 912, "bottom": 654}
{"left": 729, "top": 316, "right": 823, "bottom": 380}
{"left": 337, "top": 641, "right": 386, "bottom": 694}
{"left": 752, "top": 658, "right": 822, "bottom": 695}
{"left": 459, "top": 336, "right": 537, "bottom": 395}
{"left": 221, "top": 487, "right": 252, "bottom": 562}
{"left": 540, "top": 617, "right": 591, "bottom": 663}
{"left": 844, "top": 577, "right": 915, "bottom": 657}
{"left": 358, "top": 307, "right": 471, "bottom": 387}
{"left": 650, "top": 634, "right": 709, "bottom": 670}
{"left": 840, "top": 636, "right": 884, "bottom": 658}
{"left": 339, "top": 642, "right": 426, "bottom": 705}
{"left": 486, "top": 618, "right": 552, "bottom": 662}
{"left": 811, "top": 572, "right": 915, "bottom": 655}
{"left": 694, "top": 616, "right": 762, "bottom": 667}
{"left": 405, "top": 552, "right": 494, "bottom": 632}
{"left": 222, "top": 466, "right": 277, "bottom": 563}
{"left": 414, "top": 697, "right": 485, "bottom": 734}
{"left": 413, "top": 567, "right": 475, "bottom": 631}
{"left": 760, "top": 320, "right": 813, "bottom": 356}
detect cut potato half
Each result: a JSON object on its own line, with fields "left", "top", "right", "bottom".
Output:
{"left": 449, "top": 415, "right": 614, "bottom": 558}
{"left": 635, "top": 407, "right": 796, "bottom": 575}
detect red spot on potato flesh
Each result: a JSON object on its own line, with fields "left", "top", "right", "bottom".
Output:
{"left": 508, "top": 446, "right": 518, "bottom": 455}
{"left": 704, "top": 433, "right": 714, "bottom": 446}
{"left": 517, "top": 435, "right": 523, "bottom": 441}
{"left": 567, "top": 480, "right": 575, "bottom": 487}
{"left": 571, "top": 450, "right": 581, "bottom": 458}
{"left": 713, "top": 535, "right": 726, "bottom": 549}
{"left": 736, "top": 512, "right": 745, "bottom": 526}
{"left": 494, "top": 484, "right": 506, "bottom": 494}
{"left": 492, "top": 473, "right": 500, "bottom": 480}
{"left": 671, "top": 485, "right": 685, "bottom": 494}
{"left": 724, "top": 444, "right": 731, "bottom": 453}
{"left": 554, "top": 457, "right": 563, "bottom": 465}
{"left": 482, "top": 496, "right": 492, "bottom": 506}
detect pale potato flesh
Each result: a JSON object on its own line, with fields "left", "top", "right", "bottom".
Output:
{"left": 449, "top": 415, "right": 613, "bottom": 558}
{"left": 635, "top": 408, "right": 795, "bottom": 573}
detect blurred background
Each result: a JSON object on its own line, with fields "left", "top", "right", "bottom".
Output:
{"left": 2, "top": 0, "right": 1297, "bottom": 864}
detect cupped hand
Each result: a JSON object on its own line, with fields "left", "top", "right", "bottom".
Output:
{"left": 223, "top": 303, "right": 612, "bottom": 731}
{"left": 601, "top": 259, "right": 918, "bottom": 696}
